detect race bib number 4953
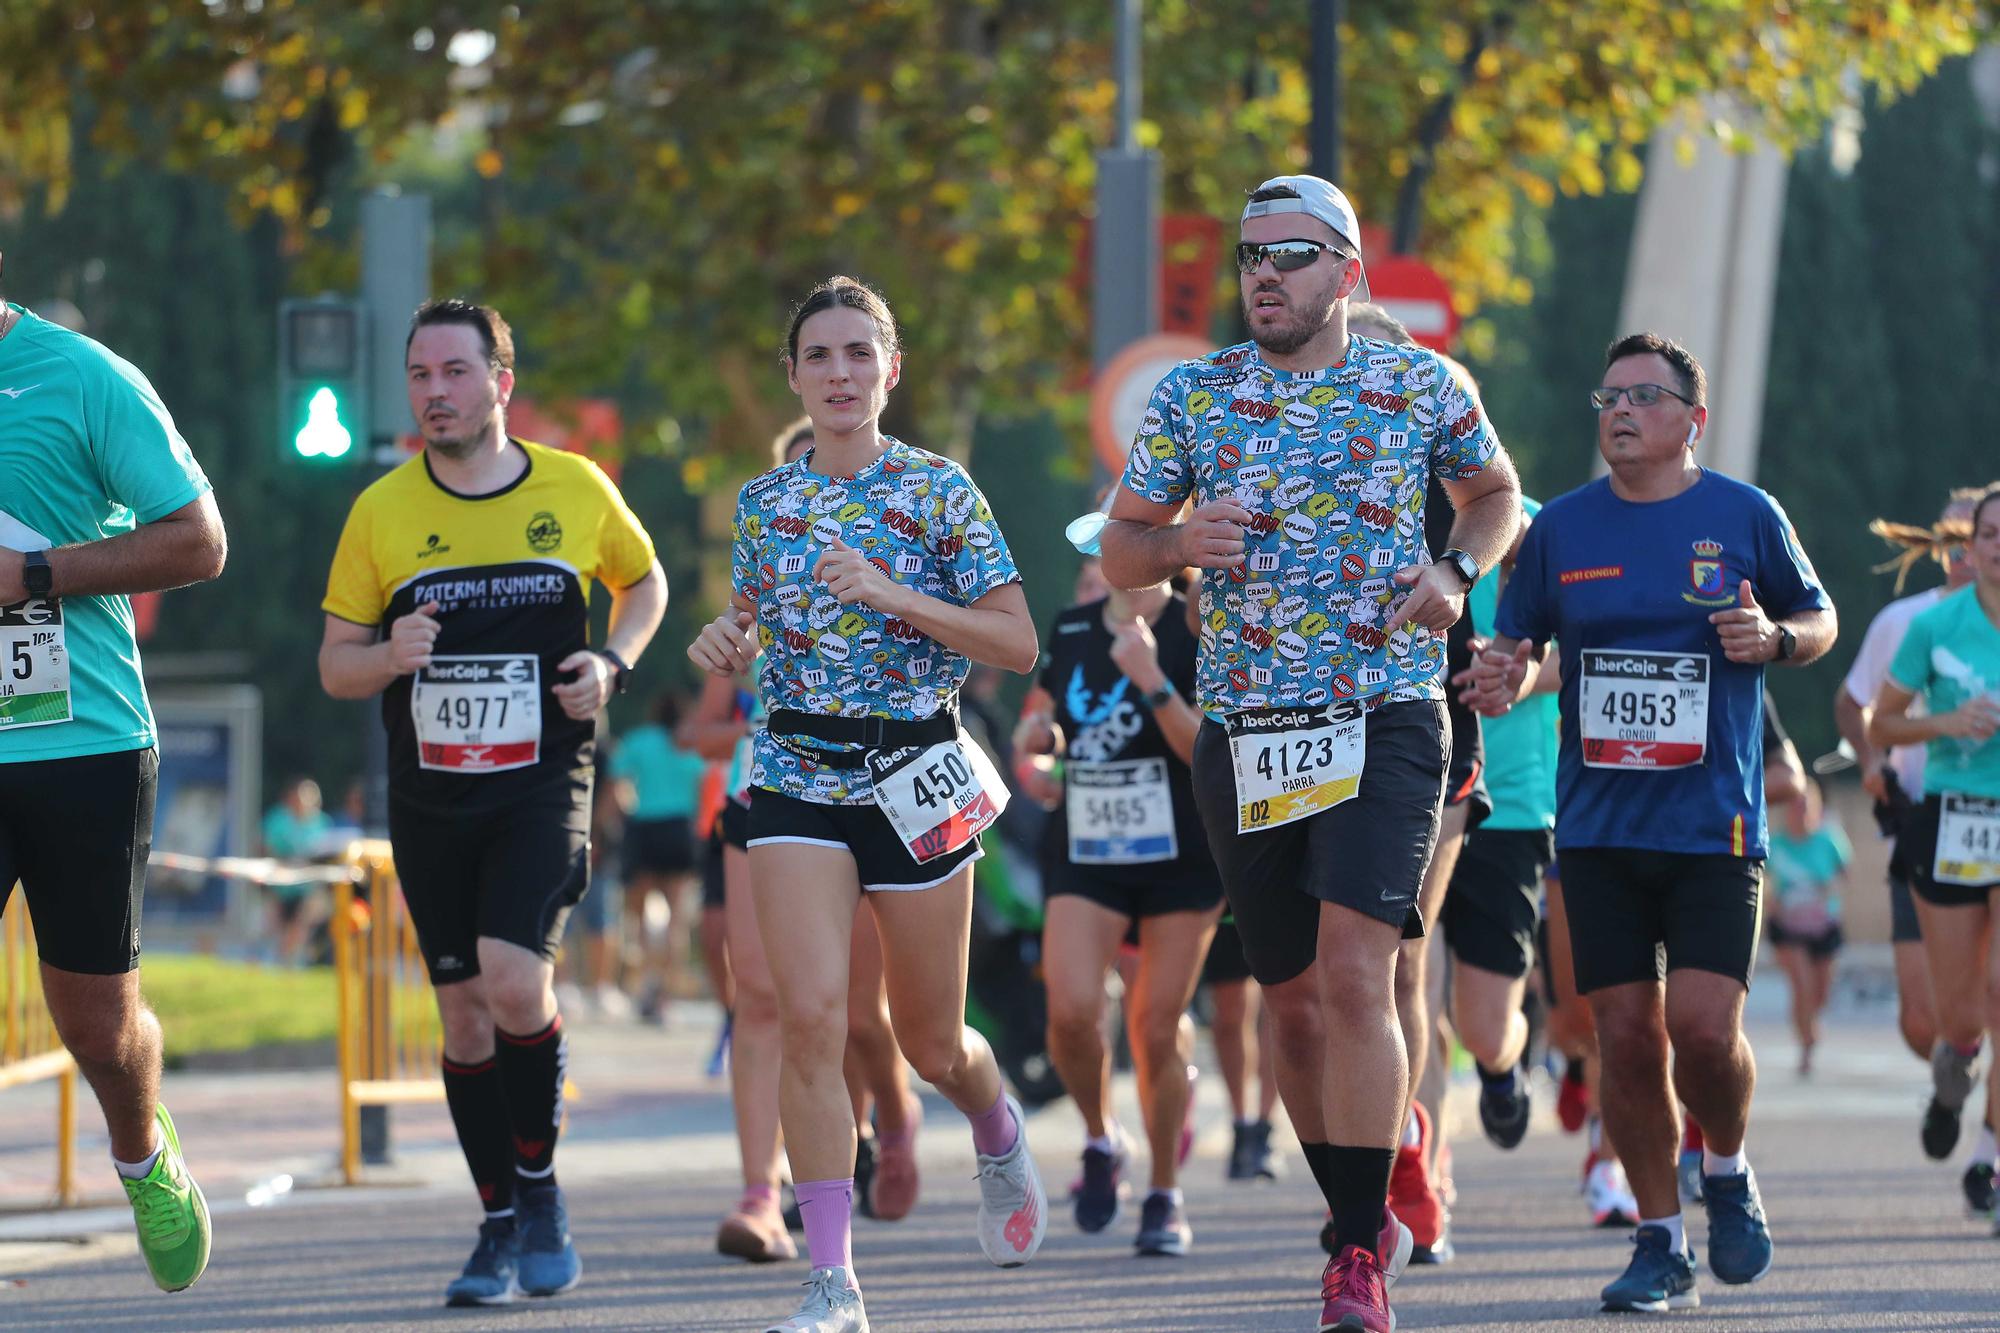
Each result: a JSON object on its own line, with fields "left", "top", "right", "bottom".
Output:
{"left": 1578, "top": 649, "right": 1709, "bottom": 770}
{"left": 1935, "top": 793, "right": 2000, "bottom": 887}
{"left": 411, "top": 654, "right": 542, "bottom": 773}
{"left": 0, "top": 598, "right": 70, "bottom": 729}
{"left": 1227, "top": 702, "right": 1365, "bottom": 834}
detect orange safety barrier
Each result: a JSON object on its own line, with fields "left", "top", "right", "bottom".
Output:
{"left": 331, "top": 841, "right": 446, "bottom": 1185}
{"left": 0, "top": 895, "right": 80, "bottom": 1206}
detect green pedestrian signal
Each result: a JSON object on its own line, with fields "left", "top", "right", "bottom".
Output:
{"left": 278, "top": 297, "right": 370, "bottom": 464}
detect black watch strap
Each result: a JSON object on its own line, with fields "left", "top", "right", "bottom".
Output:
{"left": 1144, "top": 682, "right": 1176, "bottom": 709}
{"left": 23, "top": 549, "right": 52, "bottom": 597}
{"left": 600, "top": 648, "right": 632, "bottom": 693}
{"left": 1776, "top": 626, "right": 1797, "bottom": 662}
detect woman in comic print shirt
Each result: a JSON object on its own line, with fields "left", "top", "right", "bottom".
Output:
{"left": 689, "top": 277, "right": 1046, "bottom": 1332}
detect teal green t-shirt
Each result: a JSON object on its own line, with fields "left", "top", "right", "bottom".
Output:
{"left": 262, "top": 802, "right": 334, "bottom": 897}
{"left": 0, "top": 306, "right": 211, "bottom": 761}
{"left": 1767, "top": 819, "right": 1851, "bottom": 917}
{"left": 1888, "top": 586, "right": 2000, "bottom": 800}
{"left": 1471, "top": 498, "right": 1557, "bottom": 831}
{"left": 610, "top": 722, "right": 708, "bottom": 820}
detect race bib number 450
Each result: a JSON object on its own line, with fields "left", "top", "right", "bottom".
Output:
{"left": 411, "top": 654, "right": 542, "bottom": 773}
{"left": 1935, "top": 793, "right": 2000, "bottom": 887}
{"left": 1578, "top": 649, "right": 1709, "bottom": 770}
{"left": 1228, "top": 702, "right": 1364, "bottom": 834}
{"left": 0, "top": 598, "right": 70, "bottom": 729}
{"left": 868, "top": 734, "right": 1009, "bottom": 865}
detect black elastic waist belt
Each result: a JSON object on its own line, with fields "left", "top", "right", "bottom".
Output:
{"left": 766, "top": 707, "right": 958, "bottom": 766}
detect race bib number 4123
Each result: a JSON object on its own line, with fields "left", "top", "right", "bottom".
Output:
{"left": 1578, "top": 649, "right": 1709, "bottom": 770}
{"left": 1227, "top": 702, "right": 1365, "bottom": 834}
{"left": 411, "top": 654, "right": 542, "bottom": 773}
{"left": 0, "top": 598, "right": 70, "bottom": 729}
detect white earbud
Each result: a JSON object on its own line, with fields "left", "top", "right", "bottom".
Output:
{"left": 1684, "top": 421, "right": 1699, "bottom": 447}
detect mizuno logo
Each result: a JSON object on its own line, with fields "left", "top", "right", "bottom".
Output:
{"left": 0, "top": 384, "right": 42, "bottom": 399}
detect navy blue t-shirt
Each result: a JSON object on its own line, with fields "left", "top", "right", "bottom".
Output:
{"left": 1495, "top": 470, "right": 1829, "bottom": 858}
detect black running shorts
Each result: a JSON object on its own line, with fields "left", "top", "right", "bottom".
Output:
{"left": 1190, "top": 700, "right": 1446, "bottom": 987}
{"left": 0, "top": 746, "right": 156, "bottom": 975}
{"left": 1556, "top": 847, "right": 1764, "bottom": 994}
{"left": 699, "top": 822, "right": 727, "bottom": 909}
{"left": 1443, "top": 826, "right": 1553, "bottom": 980}
{"left": 1200, "top": 919, "right": 1255, "bottom": 985}
{"left": 1766, "top": 917, "right": 1843, "bottom": 959}
{"left": 746, "top": 787, "right": 982, "bottom": 892}
{"left": 388, "top": 777, "right": 591, "bottom": 985}
{"left": 1901, "top": 793, "right": 2000, "bottom": 910}
{"left": 625, "top": 815, "right": 696, "bottom": 877}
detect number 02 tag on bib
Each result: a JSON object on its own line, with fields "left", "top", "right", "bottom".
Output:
{"left": 1067, "top": 758, "right": 1177, "bottom": 864}
{"left": 1228, "top": 702, "right": 1365, "bottom": 834}
{"left": 1934, "top": 793, "right": 2000, "bottom": 887}
{"left": 868, "top": 733, "right": 1009, "bottom": 864}
{"left": 0, "top": 598, "right": 70, "bottom": 729}
{"left": 1578, "top": 649, "right": 1708, "bottom": 770}
{"left": 411, "top": 654, "right": 542, "bottom": 773}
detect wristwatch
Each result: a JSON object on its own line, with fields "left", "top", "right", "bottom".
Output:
{"left": 1774, "top": 626, "right": 1797, "bottom": 662}
{"left": 1439, "top": 548, "right": 1479, "bottom": 591}
{"left": 1144, "top": 682, "right": 1177, "bottom": 709}
{"left": 22, "top": 550, "right": 52, "bottom": 598}
{"left": 600, "top": 648, "right": 632, "bottom": 694}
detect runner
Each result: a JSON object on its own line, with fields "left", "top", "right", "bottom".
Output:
{"left": 1014, "top": 554, "right": 1222, "bottom": 1255}
{"left": 1764, "top": 776, "right": 1850, "bottom": 1077}
{"left": 1835, "top": 488, "right": 2000, "bottom": 1212}
{"left": 1463, "top": 332, "right": 1837, "bottom": 1313}
{"left": 1868, "top": 481, "right": 2000, "bottom": 1231}
{"left": 320, "top": 298, "right": 668, "bottom": 1305}
{"left": 1098, "top": 175, "right": 1522, "bottom": 1332}
{"left": 689, "top": 277, "right": 1044, "bottom": 1333}
{"left": 609, "top": 691, "right": 709, "bottom": 1022}
{"left": 1203, "top": 923, "right": 1284, "bottom": 1182}
{"left": 0, "top": 261, "right": 224, "bottom": 1293}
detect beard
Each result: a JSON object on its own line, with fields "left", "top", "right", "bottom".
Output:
{"left": 1243, "top": 282, "right": 1338, "bottom": 356}
{"left": 421, "top": 404, "right": 498, "bottom": 459}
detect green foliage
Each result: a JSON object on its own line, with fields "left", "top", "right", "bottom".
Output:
{"left": 140, "top": 955, "right": 337, "bottom": 1064}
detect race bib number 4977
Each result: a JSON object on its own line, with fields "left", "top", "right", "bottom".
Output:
{"left": 411, "top": 654, "right": 542, "bottom": 773}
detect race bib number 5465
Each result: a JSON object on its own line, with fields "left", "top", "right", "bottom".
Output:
{"left": 1227, "top": 702, "right": 1365, "bottom": 834}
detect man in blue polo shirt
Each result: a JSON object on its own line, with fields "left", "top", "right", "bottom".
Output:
{"left": 0, "top": 256, "right": 226, "bottom": 1293}
{"left": 1463, "top": 332, "right": 1835, "bottom": 1314}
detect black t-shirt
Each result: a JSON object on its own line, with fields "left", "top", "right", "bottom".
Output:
{"left": 1035, "top": 594, "right": 1216, "bottom": 887}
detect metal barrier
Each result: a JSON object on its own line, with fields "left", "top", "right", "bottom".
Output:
{"left": 0, "top": 896, "right": 79, "bottom": 1206}
{"left": 331, "top": 841, "right": 445, "bottom": 1185}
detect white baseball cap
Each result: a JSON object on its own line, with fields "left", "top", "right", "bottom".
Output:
{"left": 1242, "top": 174, "right": 1371, "bottom": 301}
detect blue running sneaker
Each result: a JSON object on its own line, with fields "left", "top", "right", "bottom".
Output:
{"left": 1702, "top": 1168, "right": 1774, "bottom": 1285}
{"left": 1676, "top": 1148, "right": 1705, "bottom": 1204}
{"left": 444, "top": 1217, "right": 521, "bottom": 1307}
{"left": 1600, "top": 1224, "right": 1698, "bottom": 1313}
{"left": 516, "top": 1184, "right": 582, "bottom": 1297}
{"left": 1073, "top": 1130, "right": 1127, "bottom": 1233}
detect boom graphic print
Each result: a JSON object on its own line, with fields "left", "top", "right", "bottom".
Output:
{"left": 1118, "top": 335, "right": 1499, "bottom": 715}
{"left": 731, "top": 439, "right": 1020, "bottom": 805}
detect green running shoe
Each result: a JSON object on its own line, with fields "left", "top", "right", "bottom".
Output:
{"left": 120, "top": 1103, "right": 211, "bottom": 1292}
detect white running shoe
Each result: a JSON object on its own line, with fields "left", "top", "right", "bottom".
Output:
{"left": 762, "top": 1265, "right": 868, "bottom": 1333}
{"left": 1586, "top": 1157, "right": 1641, "bottom": 1229}
{"left": 975, "top": 1096, "right": 1047, "bottom": 1267}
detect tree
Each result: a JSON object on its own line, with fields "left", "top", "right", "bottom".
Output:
{"left": 1, "top": 1, "right": 1986, "bottom": 470}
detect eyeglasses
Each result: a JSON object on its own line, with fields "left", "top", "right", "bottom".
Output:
{"left": 1235, "top": 239, "right": 1353, "bottom": 276}
{"left": 1589, "top": 383, "right": 1693, "bottom": 411}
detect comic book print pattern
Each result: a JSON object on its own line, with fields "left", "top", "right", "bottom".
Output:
{"left": 1119, "top": 336, "right": 1499, "bottom": 715}
{"left": 731, "top": 439, "right": 1020, "bottom": 805}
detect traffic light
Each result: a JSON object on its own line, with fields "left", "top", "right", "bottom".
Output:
{"left": 277, "top": 297, "right": 369, "bottom": 463}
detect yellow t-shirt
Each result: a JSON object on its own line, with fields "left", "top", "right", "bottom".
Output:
{"left": 324, "top": 440, "right": 654, "bottom": 813}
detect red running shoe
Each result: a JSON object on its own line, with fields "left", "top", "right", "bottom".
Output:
{"left": 1319, "top": 1245, "right": 1394, "bottom": 1332}
{"left": 1558, "top": 1059, "right": 1588, "bottom": 1135}
{"left": 1388, "top": 1101, "right": 1450, "bottom": 1263}
{"left": 1681, "top": 1112, "right": 1704, "bottom": 1155}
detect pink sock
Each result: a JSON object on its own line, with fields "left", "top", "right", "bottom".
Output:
{"left": 793, "top": 1178, "right": 854, "bottom": 1276}
{"left": 968, "top": 1091, "right": 1018, "bottom": 1158}
{"left": 740, "top": 1182, "right": 777, "bottom": 1209}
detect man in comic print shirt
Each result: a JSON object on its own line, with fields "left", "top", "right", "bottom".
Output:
{"left": 1099, "top": 174, "right": 1522, "bottom": 1332}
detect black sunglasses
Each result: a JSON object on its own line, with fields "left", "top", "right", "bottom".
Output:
{"left": 1589, "top": 383, "right": 1693, "bottom": 411}
{"left": 1235, "top": 239, "right": 1353, "bottom": 276}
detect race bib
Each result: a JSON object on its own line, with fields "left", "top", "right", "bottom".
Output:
{"left": 0, "top": 598, "right": 70, "bottom": 729}
{"left": 411, "top": 654, "right": 542, "bottom": 773}
{"left": 1228, "top": 702, "right": 1365, "bottom": 834}
{"left": 1067, "top": 758, "right": 1177, "bottom": 865}
{"left": 1934, "top": 793, "right": 2000, "bottom": 887}
{"left": 867, "top": 732, "right": 1009, "bottom": 865}
{"left": 1578, "top": 649, "right": 1709, "bottom": 770}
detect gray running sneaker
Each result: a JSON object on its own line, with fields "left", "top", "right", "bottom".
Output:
{"left": 762, "top": 1266, "right": 869, "bottom": 1333}
{"left": 975, "top": 1096, "right": 1048, "bottom": 1267}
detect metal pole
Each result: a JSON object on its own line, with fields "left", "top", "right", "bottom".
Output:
{"left": 1113, "top": 0, "right": 1141, "bottom": 153}
{"left": 1310, "top": 0, "right": 1344, "bottom": 182}
{"left": 1093, "top": 0, "right": 1160, "bottom": 372}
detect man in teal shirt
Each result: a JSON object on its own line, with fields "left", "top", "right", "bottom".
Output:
{"left": 0, "top": 255, "right": 226, "bottom": 1293}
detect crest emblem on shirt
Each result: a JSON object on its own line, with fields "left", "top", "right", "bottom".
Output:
{"left": 1690, "top": 539, "right": 1724, "bottom": 597}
